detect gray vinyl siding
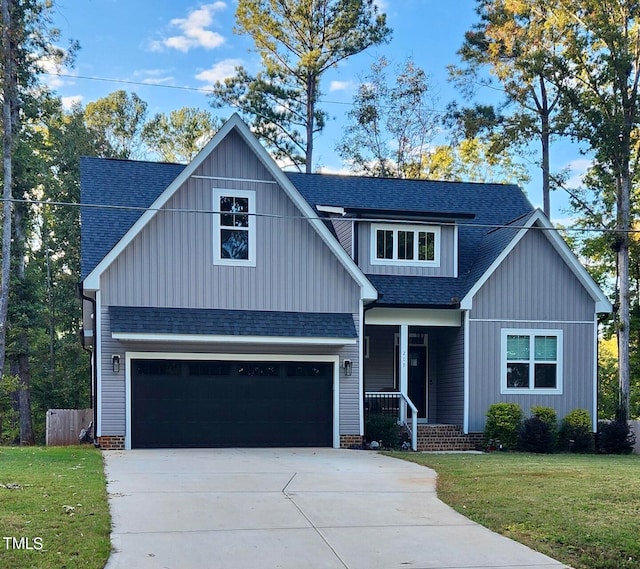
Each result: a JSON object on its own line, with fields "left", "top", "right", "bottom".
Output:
{"left": 430, "top": 327, "right": 464, "bottom": 425}
{"left": 364, "top": 325, "right": 397, "bottom": 391}
{"left": 472, "top": 229, "right": 595, "bottom": 321}
{"left": 467, "top": 320, "right": 594, "bottom": 432}
{"left": 331, "top": 219, "right": 353, "bottom": 258}
{"left": 98, "top": 306, "right": 362, "bottom": 436}
{"left": 467, "top": 228, "right": 598, "bottom": 433}
{"left": 357, "top": 222, "right": 457, "bottom": 276}
{"left": 101, "top": 129, "right": 360, "bottom": 313}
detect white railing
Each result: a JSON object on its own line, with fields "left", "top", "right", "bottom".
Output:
{"left": 365, "top": 391, "right": 418, "bottom": 451}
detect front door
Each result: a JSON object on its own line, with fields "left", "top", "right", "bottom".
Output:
{"left": 408, "top": 346, "right": 427, "bottom": 419}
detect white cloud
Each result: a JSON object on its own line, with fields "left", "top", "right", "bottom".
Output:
{"left": 373, "top": 0, "right": 389, "bottom": 11}
{"left": 134, "top": 69, "right": 176, "bottom": 85}
{"left": 153, "top": 2, "right": 227, "bottom": 53}
{"left": 329, "top": 80, "right": 354, "bottom": 92}
{"left": 564, "top": 158, "right": 593, "bottom": 189}
{"left": 61, "top": 95, "right": 83, "bottom": 110}
{"left": 39, "top": 53, "right": 75, "bottom": 89}
{"left": 195, "top": 58, "right": 244, "bottom": 88}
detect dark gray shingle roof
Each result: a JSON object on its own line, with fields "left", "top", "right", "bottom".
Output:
{"left": 110, "top": 306, "right": 357, "bottom": 338}
{"left": 80, "top": 156, "right": 185, "bottom": 280}
{"left": 81, "top": 156, "right": 534, "bottom": 307}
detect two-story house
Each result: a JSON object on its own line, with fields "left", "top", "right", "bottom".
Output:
{"left": 80, "top": 114, "right": 611, "bottom": 450}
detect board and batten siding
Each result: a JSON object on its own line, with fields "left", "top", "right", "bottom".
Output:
{"left": 101, "top": 128, "right": 360, "bottom": 313}
{"left": 331, "top": 219, "right": 353, "bottom": 258}
{"left": 431, "top": 327, "right": 464, "bottom": 425}
{"left": 99, "top": 306, "right": 362, "bottom": 437}
{"left": 467, "top": 228, "right": 598, "bottom": 433}
{"left": 357, "top": 222, "right": 457, "bottom": 276}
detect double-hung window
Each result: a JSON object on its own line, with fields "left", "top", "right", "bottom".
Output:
{"left": 501, "top": 329, "right": 563, "bottom": 394}
{"left": 213, "top": 189, "right": 256, "bottom": 266}
{"left": 371, "top": 224, "right": 440, "bottom": 266}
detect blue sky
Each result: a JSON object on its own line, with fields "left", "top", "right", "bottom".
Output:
{"left": 49, "top": 0, "right": 586, "bottom": 219}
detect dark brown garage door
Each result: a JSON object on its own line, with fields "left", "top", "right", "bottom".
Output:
{"left": 131, "top": 359, "right": 334, "bottom": 448}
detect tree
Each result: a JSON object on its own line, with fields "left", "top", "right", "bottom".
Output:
{"left": 1, "top": 0, "right": 72, "bottom": 444}
{"left": 84, "top": 90, "right": 148, "bottom": 159}
{"left": 451, "top": 0, "right": 569, "bottom": 217}
{"left": 422, "top": 138, "right": 530, "bottom": 185}
{"left": 211, "top": 0, "right": 391, "bottom": 172}
{"left": 142, "top": 108, "right": 223, "bottom": 163}
{"left": 538, "top": 0, "right": 639, "bottom": 419}
{"left": 337, "top": 56, "right": 439, "bottom": 178}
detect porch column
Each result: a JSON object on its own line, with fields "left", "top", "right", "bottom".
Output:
{"left": 399, "top": 324, "right": 409, "bottom": 423}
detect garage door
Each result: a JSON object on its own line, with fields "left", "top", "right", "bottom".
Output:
{"left": 131, "top": 359, "right": 334, "bottom": 448}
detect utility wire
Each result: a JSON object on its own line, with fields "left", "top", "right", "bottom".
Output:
{"left": 2, "top": 196, "right": 635, "bottom": 234}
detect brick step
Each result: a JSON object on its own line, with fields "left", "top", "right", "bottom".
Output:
{"left": 411, "top": 425, "right": 483, "bottom": 452}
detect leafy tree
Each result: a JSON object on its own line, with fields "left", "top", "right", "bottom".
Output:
{"left": 1, "top": 0, "right": 74, "bottom": 444}
{"left": 422, "top": 138, "right": 530, "bottom": 186}
{"left": 210, "top": 0, "right": 391, "bottom": 172}
{"left": 84, "top": 90, "right": 148, "bottom": 159}
{"left": 537, "top": 0, "right": 640, "bottom": 420}
{"left": 451, "top": 0, "right": 569, "bottom": 217}
{"left": 337, "top": 56, "right": 439, "bottom": 178}
{"left": 142, "top": 108, "right": 223, "bottom": 163}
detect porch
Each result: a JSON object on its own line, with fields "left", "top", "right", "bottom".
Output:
{"left": 363, "top": 311, "right": 480, "bottom": 451}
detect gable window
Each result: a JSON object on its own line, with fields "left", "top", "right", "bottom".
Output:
{"left": 371, "top": 224, "right": 440, "bottom": 266}
{"left": 213, "top": 189, "right": 256, "bottom": 266}
{"left": 500, "top": 329, "right": 563, "bottom": 395}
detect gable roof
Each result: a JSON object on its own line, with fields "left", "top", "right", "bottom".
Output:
{"left": 80, "top": 114, "right": 376, "bottom": 300}
{"left": 80, "top": 158, "right": 185, "bottom": 280}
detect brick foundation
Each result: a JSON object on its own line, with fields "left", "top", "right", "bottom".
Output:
{"left": 416, "top": 425, "right": 483, "bottom": 452}
{"left": 97, "top": 436, "right": 125, "bottom": 450}
{"left": 340, "top": 434, "right": 364, "bottom": 449}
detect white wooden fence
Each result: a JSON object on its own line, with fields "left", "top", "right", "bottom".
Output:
{"left": 45, "top": 409, "right": 93, "bottom": 446}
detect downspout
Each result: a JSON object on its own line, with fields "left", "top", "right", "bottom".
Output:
{"left": 80, "top": 283, "right": 98, "bottom": 447}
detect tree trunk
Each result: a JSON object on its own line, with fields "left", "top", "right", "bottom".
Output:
{"left": 11, "top": 352, "right": 33, "bottom": 445}
{"left": 305, "top": 72, "right": 315, "bottom": 173}
{"left": 0, "top": 0, "right": 14, "bottom": 377}
{"left": 541, "top": 112, "right": 551, "bottom": 219}
{"left": 617, "top": 172, "right": 631, "bottom": 420}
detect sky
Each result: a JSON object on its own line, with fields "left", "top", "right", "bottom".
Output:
{"left": 48, "top": 0, "right": 587, "bottom": 220}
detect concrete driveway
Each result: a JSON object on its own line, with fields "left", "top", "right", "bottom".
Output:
{"left": 103, "top": 449, "right": 567, "bottom": 569}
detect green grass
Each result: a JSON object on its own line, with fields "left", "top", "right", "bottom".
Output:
{"left": 386, "top": 452, "right": 640, "bottom": 569}
{"left": 0, "top": 446, "right": 111, "bottom": 569}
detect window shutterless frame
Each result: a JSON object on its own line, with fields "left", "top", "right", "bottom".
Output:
{"left": 212, "top": 188, "right": 256, "bottom": 267}
{"left": 370, "top": 223, "right": 441, "bottom": 267}
{"left": 500, "top": 328, "right": 563, "bottom": 395}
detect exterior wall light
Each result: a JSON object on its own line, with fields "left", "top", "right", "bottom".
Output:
{"left": 112, "top": 354, "right": 121, "bottom": 373}
{"left": 343, "top": 359, "right": 352, "bottom": 377}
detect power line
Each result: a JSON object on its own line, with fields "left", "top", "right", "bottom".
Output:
{"left": 44, "top": 72, "right": 453, "bottom": 115}
{"left": 3, "top": 196, "right": 635, "bottom": 234}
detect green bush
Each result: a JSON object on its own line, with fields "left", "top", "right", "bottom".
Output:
{"left": 596, "top": 420, "right": 636, "bottom": 454}
{"left": 365, "top": 414, "right": 401, "bottom": 449}
{"left": 530, "top": 406, "right": 557, "bottom": 449}
{"left": 559, "top": 408, "right": 593, "bottom": 453}
{"left": 485, "top": 403, "right": 523, "bottom": 450}
{"left": 519, "top": 416, "right": 555, "bottom": 453}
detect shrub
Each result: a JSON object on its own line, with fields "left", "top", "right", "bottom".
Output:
{"left": 559, "top": 409, "right": 593, "bottom": 453}
{"left": 485, "top": 403, "right": 523, "bottom": 450}
{"left": 365, "top": 414, "right": 401, "bottom": 449}
{"left": 528, "top": 406, "right": 557, "bottom": 451}
{"left": 519, "top": 416, "right": 554, "bottom": 453}
{"left": 596, "top": 420, "right": 636, "bottom": 454}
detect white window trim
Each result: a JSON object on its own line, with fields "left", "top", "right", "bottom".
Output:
{"left": 370, "top": 223, "right": 441, "bottom": 267}
{"left": 213, "top": 188, "right": 256, "bottom": 267}
{"left": 500, "top": 328, "right": 563, "bottom": 395}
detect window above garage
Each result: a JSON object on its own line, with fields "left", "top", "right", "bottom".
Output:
{"left": 213, "top": 188, "right": 256, "bottom": 266}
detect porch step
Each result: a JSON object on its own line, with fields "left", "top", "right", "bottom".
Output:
{"left": 415, "top": 424, "right": 483, "bottom": 452}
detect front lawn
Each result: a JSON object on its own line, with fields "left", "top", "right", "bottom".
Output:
{"left": 386, "top": 452, "right": 640, "bottom": 569}
{"left": 0, "top": 446, "right": 111, "bottom": 569}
